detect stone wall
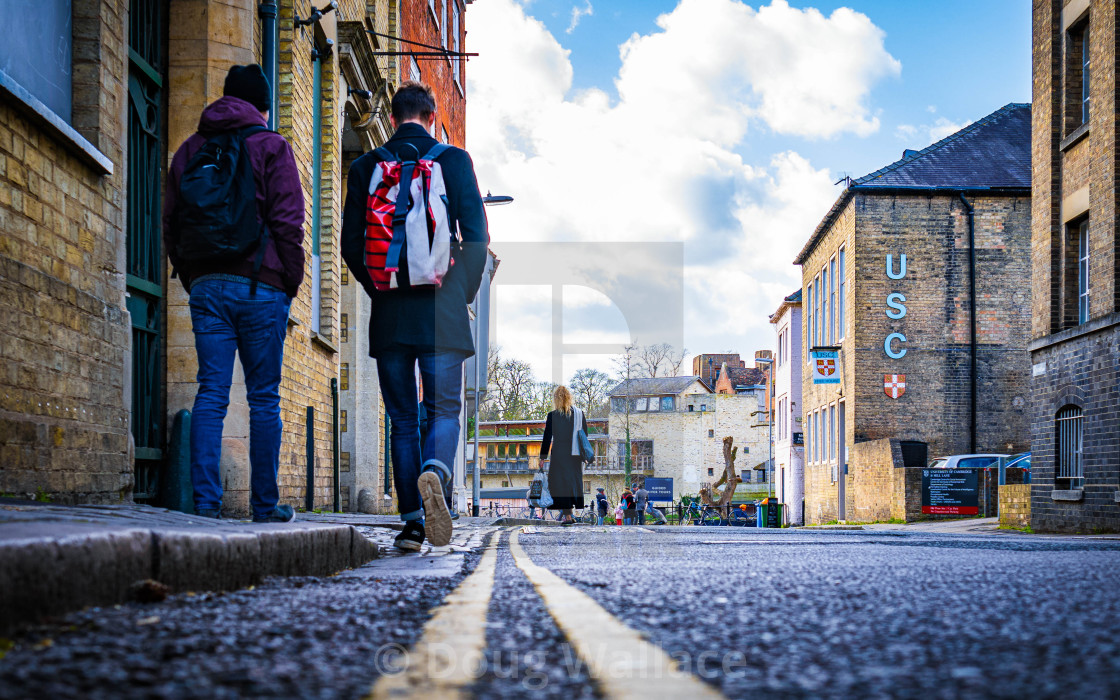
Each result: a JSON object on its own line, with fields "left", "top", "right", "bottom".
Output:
{"left": 0, "top": 0, "right": 132, "bottom": 503}
{"left": 999, "top": 484, "right": 1032, "bottom": 529}
{"left": 845, "top": 438, "right": 904, "bottom": 523}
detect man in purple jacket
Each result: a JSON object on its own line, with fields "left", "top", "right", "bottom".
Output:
{"left": 163, "top": 64, "right": 305, "bottom": 523}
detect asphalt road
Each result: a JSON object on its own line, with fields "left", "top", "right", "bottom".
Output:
{"left": 3, "top": 525, "right": 1120, "bottom": 699}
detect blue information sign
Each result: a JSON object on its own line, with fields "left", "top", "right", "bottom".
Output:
{"left": 644, "top": 477, "right": 673, "bottom": 502}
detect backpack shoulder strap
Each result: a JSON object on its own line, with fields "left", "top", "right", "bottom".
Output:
{"left": 239, "top": 125, "right": 272, "bottom": 138}
{"left": 422, "top": 143, "right": 451, "bottom": 161}
{"left": 372, "top": 146, "right": 396, "bottom": 163}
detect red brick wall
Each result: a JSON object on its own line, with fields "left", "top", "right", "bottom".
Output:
{"left": 399, "top": 0, "right": 466, "bottom": 147}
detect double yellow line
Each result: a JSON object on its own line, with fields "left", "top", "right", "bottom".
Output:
{"left": 368, "top": 529, "right": 726, "bottom": 700}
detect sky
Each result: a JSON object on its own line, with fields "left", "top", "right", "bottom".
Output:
{"left": 464, "top": 0, "right": 1031, "bottom": 384}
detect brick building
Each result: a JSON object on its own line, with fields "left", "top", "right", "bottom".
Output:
{"left": 608, "top": 376, "right": 771, "bottom": 501}
{"left": 1030, "top": 0, "right": 1120, "bottom": 532}
{"left": 794, "top": 104, "right": 1033, "bottom": 524}
{"left": 0, "top": 0, "right": 131, "bottom": 502}
{"left": 693, "top": 353, "right": 744, "bottom": 388}
{"left": 0, "top": 0, "right": 474, "bottom": 512}
{"left": 770, "top": 290, "right": 805, "bottom": 525}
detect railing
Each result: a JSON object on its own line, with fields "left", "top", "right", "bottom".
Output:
{"left": 466, "top": 459, "right": 532, "bottom": 474}
{"left": 583, "top": 455, "right": 655, "bottom": 473}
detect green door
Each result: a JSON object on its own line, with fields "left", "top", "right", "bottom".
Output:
{"left": 126, "top": 0, "right": 166, "bottom": 499}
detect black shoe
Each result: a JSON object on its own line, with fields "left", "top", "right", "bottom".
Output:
{"left": 252, "top": 505, "right": 296, "bottom": 523}
{"left": 394, "top": 521, "right": 426, "bottom": 552}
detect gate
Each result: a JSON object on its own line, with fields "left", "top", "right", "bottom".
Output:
{"left": 126, "top": 0, "right": 166, "bottom": 499}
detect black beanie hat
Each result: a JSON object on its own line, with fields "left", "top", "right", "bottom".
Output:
{"left": 224, "top": 64, "right": 271, "bottom": 112}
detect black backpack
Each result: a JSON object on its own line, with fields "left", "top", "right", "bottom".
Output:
{"left": 174, "top": 125, "right": 270, "bottom": 290}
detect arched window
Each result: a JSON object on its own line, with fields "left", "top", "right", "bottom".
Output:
{"left": 1055, "top": 405, "right": 1084, "bottom": 489}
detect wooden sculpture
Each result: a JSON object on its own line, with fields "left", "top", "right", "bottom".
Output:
{"left": 699, "top": 436, "right": 741, "bottom": 508}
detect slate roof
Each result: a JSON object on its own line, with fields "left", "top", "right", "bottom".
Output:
{"left": 794, "top": 103, "right": 1031, "bottom": 265}
{"left": 609, "top": 376, "right": 710, "bottom": 397}
{"left": 854, "top": 103, "right": 1030, "bottom": 189}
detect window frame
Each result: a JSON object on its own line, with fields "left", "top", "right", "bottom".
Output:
{"left": 1055, "top": 405, "right": 1084, "bottom": 490}
{"left": 1081, "top": 23, "right": 1090, "bottom": 125}
{"left": 838, "top": 246, "right": 846, "bottom": 340}
{"left": 820, "top": 263, "right": 829, "bottom": 347}
{"left": 828, "top": 256, "right": 836, "bottom": 344}
{"left": 1078, "top": 219, "right": 1089, "bottom": 324}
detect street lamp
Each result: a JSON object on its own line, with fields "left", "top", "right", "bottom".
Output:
{"left": 753, "top": 357, "right": 774, "bottom": 499}
{"left": 468, "top": 192, "right": 513, "bottom": 517}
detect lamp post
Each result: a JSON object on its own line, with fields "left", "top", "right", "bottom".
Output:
{"left": 753, "top": 357, "right": 774, "bottom": 498}
{"left": 471, "top": 191, "right": 513, "bottom": 517}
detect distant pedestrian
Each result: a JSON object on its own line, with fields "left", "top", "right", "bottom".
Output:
{"left": 164, "top": 64, "right": 304, "bottom": 523}
{"left": 621, "top": 489, "right": 636, "bottom": 525}
{"left": 634, "top": 484, "right": 649, "bottom": 526}
{"left": 539, "top": 386, "right": 589, "bottom": 526}
{"left": 341, "top": 81, "right": 488, "bottom": 551}
{"left": 614, "top": 502, "right": 624, "bottom": 526}
{"left": 526, "top": 487, "right": 537, "bottom": 520}
{"left": 595, "top": 487, "right": 609, "bottom": 525}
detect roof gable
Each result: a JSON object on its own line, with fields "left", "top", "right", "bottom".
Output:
{"left": 609, "top": 376, "right": 710, "bottom": 397}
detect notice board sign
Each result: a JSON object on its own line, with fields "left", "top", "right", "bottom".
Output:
{"left": 644, "top": 477, "right": 673, "bottom": 502}
{"left": 811, "top": 349, "right": 840, "bottom": 384}
{"left": 921, "top": 469, "right": 979, "bottom": 515}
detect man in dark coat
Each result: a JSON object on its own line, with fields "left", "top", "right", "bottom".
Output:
{"left": 163, "top": 64, "right": 305, "bottom": 523}
{"left": 341, "top": 82, "right": 488, "bottom": 551}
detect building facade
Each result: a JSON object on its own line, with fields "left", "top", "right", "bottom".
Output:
{"left": 795, "top": 104, "right": 1033, "bottom": 524}
{"left": 770, "top": 291, "right": 805, "bottom": 525}
{"left": 0, "top": 0, "right": 131, "bottom": 502}
{"left": 1030, "top": 0, "right": 1120, "bottom": 532}
{"left": 0, "top": 0, "right": 473, "bottom": 513}
{"left": 608, "top": 377, "right": 771, "bottom": 501}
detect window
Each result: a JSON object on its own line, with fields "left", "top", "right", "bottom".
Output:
{"left": 1055, "top": 405, "right": 1084, "bottom": 489}
{"left": 820, "top": 264, "right": 828, "bottom": 346}
{"left": 829, "top": 257, "right": 836, "bottom": 344}
{"left": 661, "top": 396, "right": 675, "bottom": 411}
{"left": 341, "top": 265, "right": 348, "bottom": 285}
{"left": 824, "top": 403, "right": 833, "bottom": 463}
{"left": 452, "top": 0, "right": 463, "bottom": 86}
{"left": 708, "top": 468, "right": 715, "bottom": 476}
{"left": 440, "top": 0, "right": 448, "bottom": 49}
{"left": 700, "top": 404, "right": 707, "bottom": 412}
{"left": 647, "top": 397, "right": 660, "bottom": 412}
{"left": 805, "top": 412, "right": 812, "bottom": 462}
{"left": 806, "top": 281, "right": 814, "bottom": 358}
{"left": 815, "top": 275, "right": 822, "bottom": 350}
{"left": 410, "top": 56, "right": 422, "bottom": 83}
{"left": 742, "top": 470, "right": 751, "bottom": 483}
{"left": 1081, "top": 24, "right": 1090, "bottom": 125}
{"left": 1078, "top": 219, "right": 1089, "bottom": 324}
{"left": 340, "top": 410, "right": 348, "bottom": 433}
{"left": 340, "top": 363, "right": 349, "bottom": 391}
{"left": 688, "top": 404, "right": 695, "bottom": 412}
{"left": 340, "top": 313, "right": 348, "bottom": 341}
{"left": 340, "top": 452, "right": 351, "bottom": 473}
{"left": 1067, "top": 21, "right": 1090, "bottom": 131}
{"left": 708, "top": 429, "right": 715, "bottom": 438}
{"left": 584, "top": 481, "right": 591, "bottom": 493}
{"left": 838, "top": 247, "right": 846, "bottom": 339}
{"left": 441, "top": 126, "right": 449, "bottom": 144}
{"left": 4, "top": 1, "right": 73, "bottom": 121}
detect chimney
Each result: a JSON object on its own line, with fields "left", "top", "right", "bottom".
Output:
{"left": 754, "top": 350, "right": 773, "bottom": 369}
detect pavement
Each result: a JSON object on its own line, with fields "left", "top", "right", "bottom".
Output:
{"left": 5, "top": 521, "right": 1120, "bottom": 698}
{"left": 0, "top": 500, "right": 392, "bottom": 632}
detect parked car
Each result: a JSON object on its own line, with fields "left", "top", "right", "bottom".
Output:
{"left": 927, "top": 453, "right": 1009, "bottom": 470}
{"left": 1002, "top": 452, "right": 1031, "bottom": 483}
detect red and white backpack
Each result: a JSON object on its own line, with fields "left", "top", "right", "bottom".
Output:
{"left": 364, "top": 143, "right": 453, "bottom": 290}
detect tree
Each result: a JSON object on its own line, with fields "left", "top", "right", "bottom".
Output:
{"left": 638, "top": 343, "right": 674, "bottom": 377}
{"left": 611, "top": 343, "right": 639, "bottom": 486}
{"left": 481, "top": 346, "right": 538, "bottom": 420}
{"left": 569, "top": 368, "right": 613, "bottom": 418}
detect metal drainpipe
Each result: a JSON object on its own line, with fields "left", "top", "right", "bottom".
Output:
{"left": 258, "top": 2, "right": 278, "bottom": 130}
{"left": 959, "top": 193, "right": 978, "bottom": 453}
{"left": 332, "top": 377, "right": 340, "bottom": 513}
{"left": 305, "top": 406, "right": 315, "bottom": 511}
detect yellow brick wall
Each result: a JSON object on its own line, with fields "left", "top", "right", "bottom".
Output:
{"left": 0, "top": 0, "right": 132, "bottom": 503}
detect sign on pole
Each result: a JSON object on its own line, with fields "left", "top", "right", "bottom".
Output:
{"left": 811, "top": 348, "right": 841, "bottom": 385}
{"left": 921, "top": 469, "right": 979, "bottom": 515}
{"left": 644, "top": 477, "right": 673, "bottom": 502}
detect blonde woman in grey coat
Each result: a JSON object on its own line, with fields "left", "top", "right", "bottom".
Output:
{"left": 539, "top": 385, "right": 588, "bottom": 526}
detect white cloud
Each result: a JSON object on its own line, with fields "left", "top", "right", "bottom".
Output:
{"left": 566, "top": 1, "right": 592, "bottom": 34}
{"left": 895, "top": 116, "right": 972, "bottom": 148}
{"left": 466, "top": 0, "right": 897, "bottom": 377}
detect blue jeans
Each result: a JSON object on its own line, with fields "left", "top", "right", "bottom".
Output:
{"left": 377, "top": 346, "right": 466, "bottom": 521}
{"left": 596, "top": 515, "right": 605, "bottom": 525}
{"left": 189, "top": 278, "right": 290, "bottom": 518}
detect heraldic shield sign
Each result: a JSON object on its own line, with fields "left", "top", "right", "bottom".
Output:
{"left": 811, "top": 349, "right": 841, "bottom": 385}
{"left": 884, "top": 374, "right": 906, "bottom": 399}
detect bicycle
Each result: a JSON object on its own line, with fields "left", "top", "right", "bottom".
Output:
{"left": 680, "top": 501, "right": 725, "bottom": 526}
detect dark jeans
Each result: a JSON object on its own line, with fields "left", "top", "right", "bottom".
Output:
{"left": 188, "top": 278, "right": 290, "bottom": 518}
{"left": 377, "top": 346, "right": 466, "bottom": 521}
